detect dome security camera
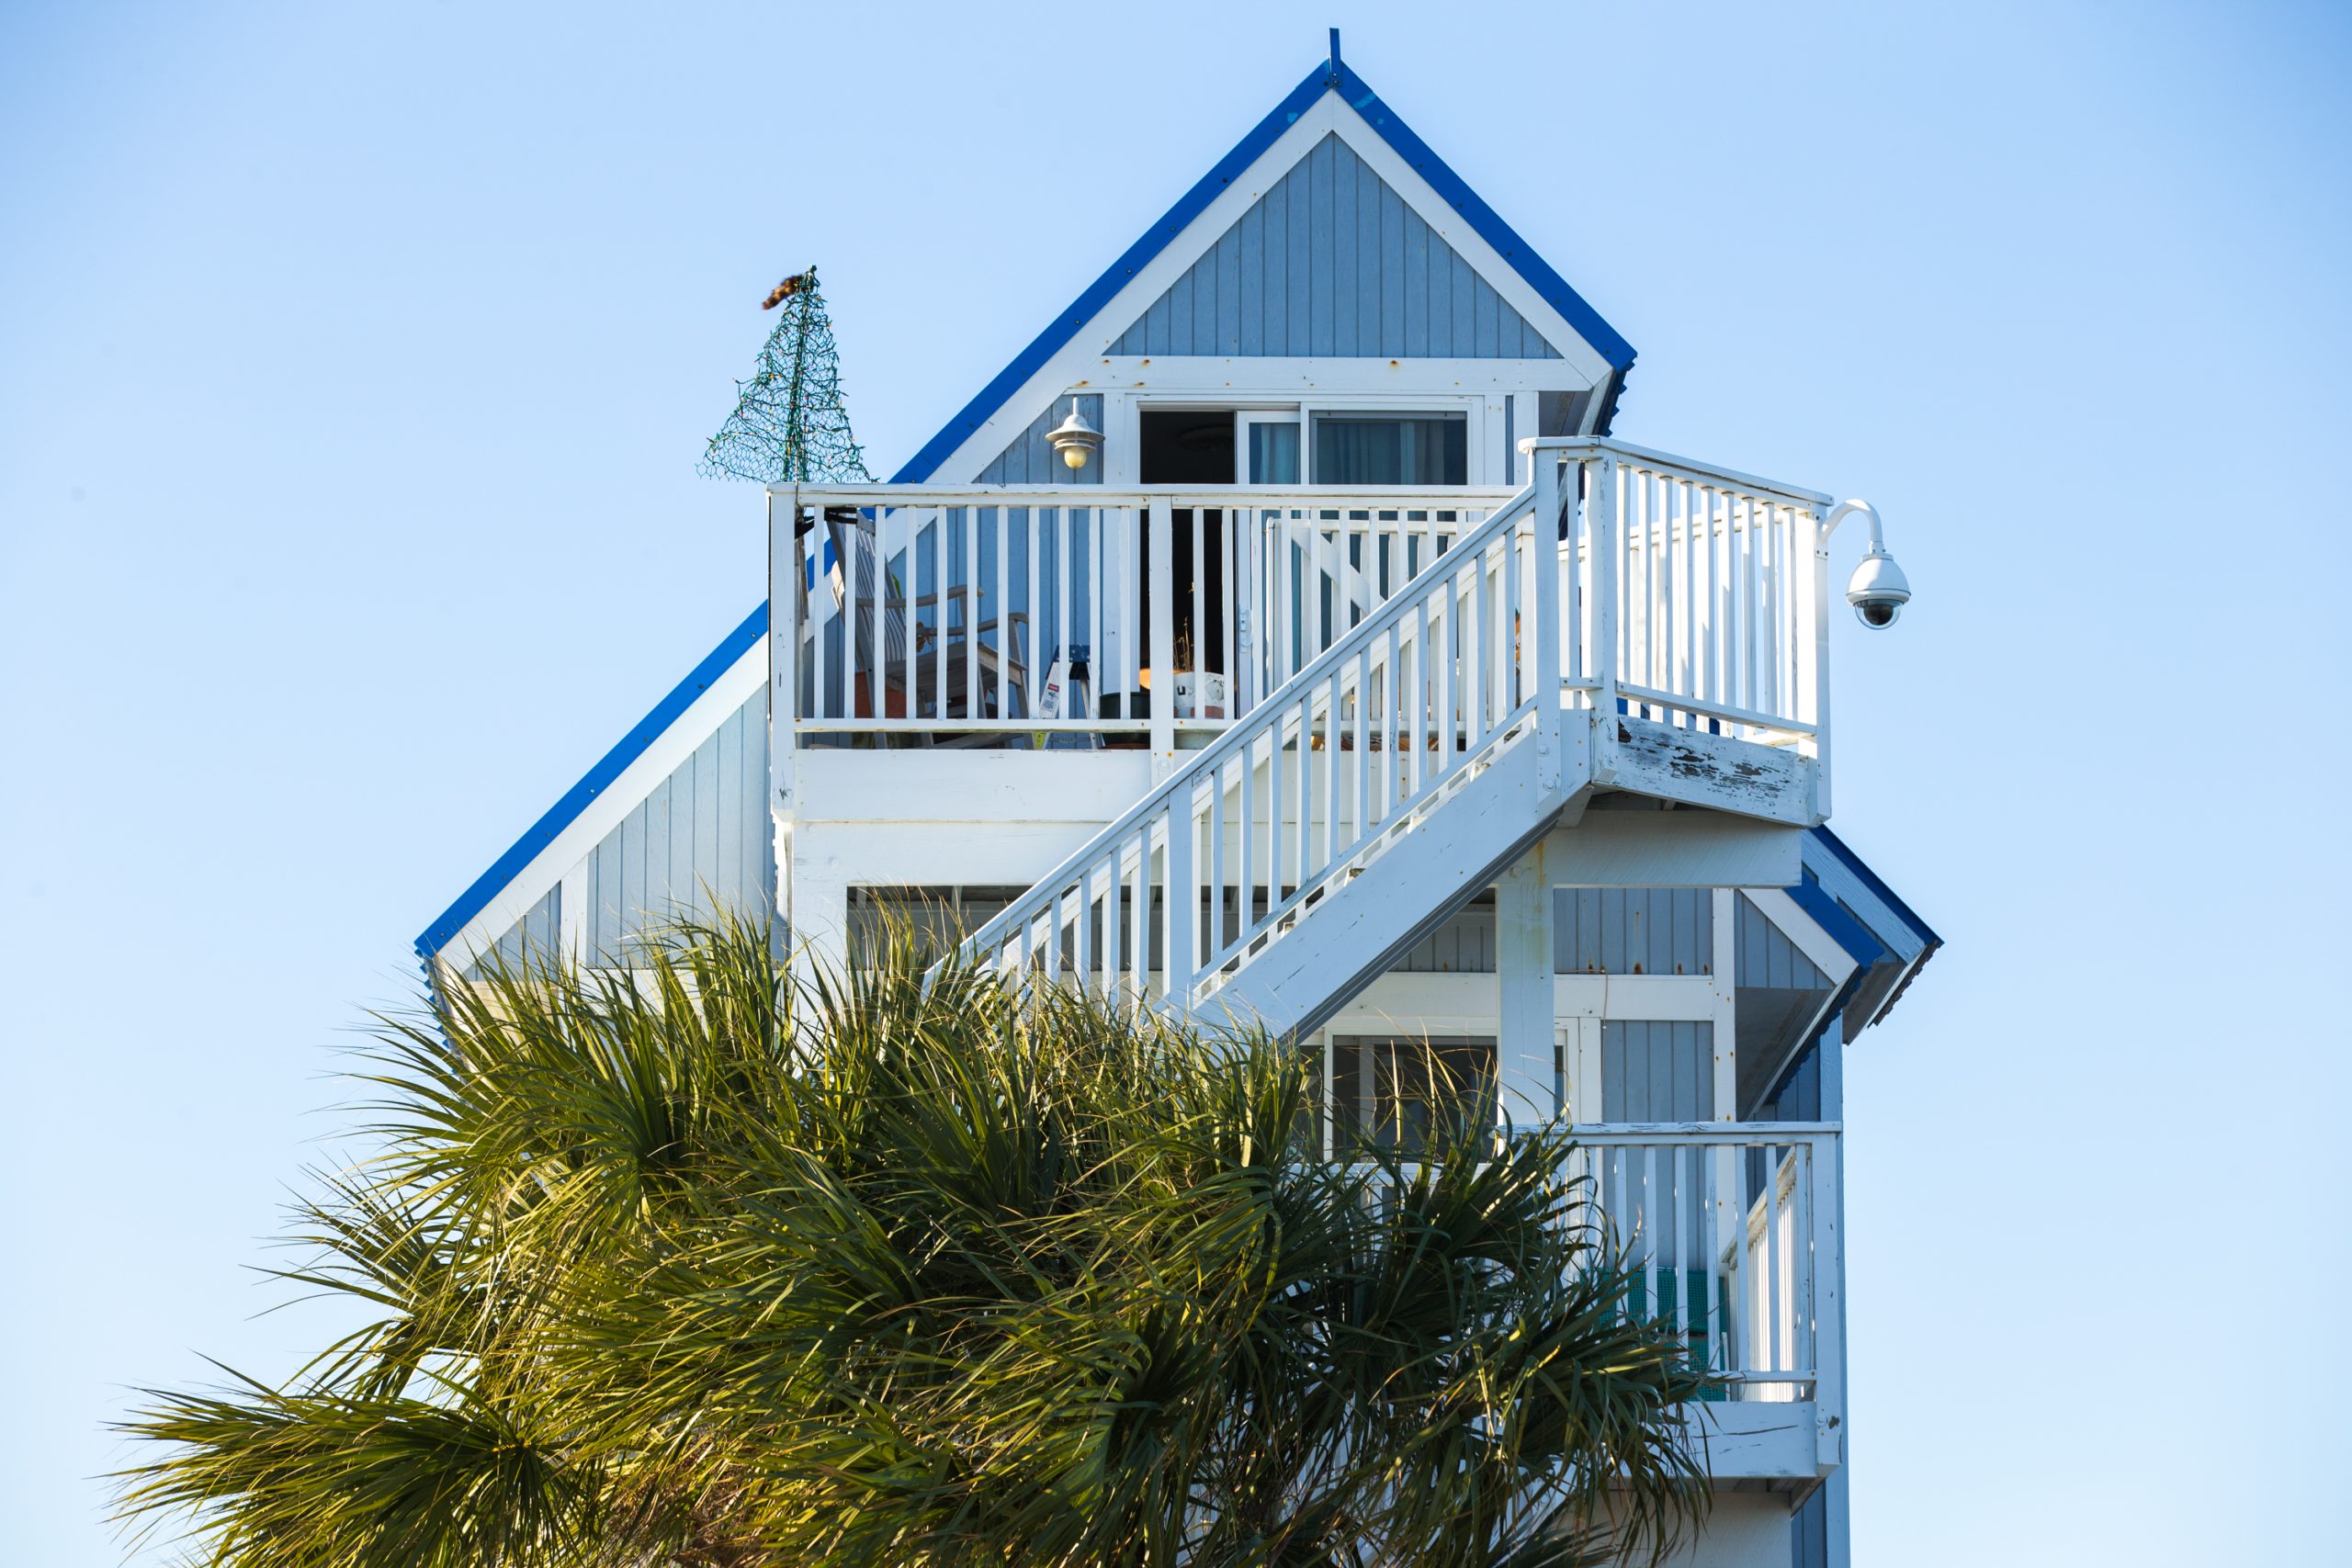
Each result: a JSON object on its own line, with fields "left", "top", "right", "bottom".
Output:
{"left": 1846, "top": 546, "right": 1911, "bottom": 628}
{"left": 1825, "top": 500, "right": 1912, "bottom": 630}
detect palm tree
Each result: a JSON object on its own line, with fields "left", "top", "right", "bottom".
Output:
{"left": 117, "top": 915, "right": 1715, "bottom": 1566}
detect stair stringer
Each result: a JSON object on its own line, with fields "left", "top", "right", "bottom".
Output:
{"left": 1201, "top": 739, "right": 1580, "bottom": 1043}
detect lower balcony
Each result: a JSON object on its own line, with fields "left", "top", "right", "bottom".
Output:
{"left": 1573, "top": 1122, "right": 1845, "bottom": 1484}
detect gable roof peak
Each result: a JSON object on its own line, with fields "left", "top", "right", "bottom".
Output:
{"left": 891, "top": 44, "right": 1634, "bottom": 484}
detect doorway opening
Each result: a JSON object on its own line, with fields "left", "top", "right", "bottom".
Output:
{"left": 1136, "top": 411, "right": 1234, "bottom": 703}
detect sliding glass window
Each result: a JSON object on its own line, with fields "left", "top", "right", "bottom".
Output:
{"left": 1309, "top": 412, "right": 1468, "bottom": 486}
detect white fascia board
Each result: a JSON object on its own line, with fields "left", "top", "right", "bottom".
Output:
{"left": 1804, "top": 846, "right": 1929, "bottom": 964}
{"left": 792, "top": 749, "right": 1156, "bottom": 826}
{"left": 436, "top": 640, "right": 768, "bottom": 969}
{"left": 1543, "top": 810, "right": 1805, "bottom": 890}
{"left": 1094, "top": 357, "right": 1576, "bottom": 395}
{"left": 790, "top": 818, "right": 1115, "bottom": 895}
{"left": 1320, "top": 972, "right": 1727, "bottom": 1033}
{"left": 1739, "top": 887, "right": 1861, "bottom": 988}
{"left": 930, "top": 94, "right": 1610, "bottom": 484}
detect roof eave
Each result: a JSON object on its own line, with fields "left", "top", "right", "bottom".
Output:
{"left": 892, "top": 51, "right": 1636, "bottom": 485}
{"left": 414, "top": 602, "right": 769, "bottom": 960}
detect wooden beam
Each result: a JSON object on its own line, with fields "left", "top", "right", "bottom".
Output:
{"left": 1542, "top": 807, "right": 1804, "bottom": 889}
{"left": 1596, "top": 713, "right": 1819, "bottom": 825}
{"left": 1495, "top": 840, "right": 1555, "bottom": 1128}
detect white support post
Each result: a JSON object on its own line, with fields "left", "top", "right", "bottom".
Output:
{"left": 1817, "top": 978, "right": 1851, "bottom": 1564}
{"left": 1810, "top": 1129, "right": 1846, "bottom": 1472}
{"left": 1709, "top": 887, "right": 1743, "bottom": 1385}
{"left": 1148, "top": 495, "right": 1177, "bottom": 773}
{"left": 1807, "top": 508, "right": 1834, "bottom": 819}
{"left": 1711, "top": 887, "right": 1739, "bottom": 1120}
{"left": 1161, "top": 807, "right": 1195, "bottom": 1010}
{"left": 1238, "top": 512, "right": 1261, "bottom": 716}
{"left": 1495, "top": 841, "right": 1555, "bottom": 1130}
{"left": 768, "top": 487, "right": 798, "bottom": 813}
{"left": 787, "top": 844, "right": 851, "bottom": 980}
{"left": 1529, "top": 444, "right": 1564, "bottom": 799}
{"left": 768, "top": 488, "right": 799, "bottom": 954}
{"left": 1591, "top": 456, "right": 1620, "bottom": 726}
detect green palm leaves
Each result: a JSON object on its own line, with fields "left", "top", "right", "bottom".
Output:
{"left": 118, "top": 917, "right": 1713, "bottom": 1566}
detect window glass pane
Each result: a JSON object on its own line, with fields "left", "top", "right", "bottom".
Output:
{"left": 1247, "top": 420, "right": 1300, "bottom": 483}
{"left": 1310, "top": 413, "right": 1468, "bottom": 485}
{"left": 1330, "top": 1034, "right": 1495, "bottom": 1158}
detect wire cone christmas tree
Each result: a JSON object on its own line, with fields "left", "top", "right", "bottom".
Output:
{"left": 700, "top": 266, "right": 872, "bottom": 484}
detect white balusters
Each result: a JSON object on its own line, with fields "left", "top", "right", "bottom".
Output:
{"left": 1533, "top": 446, "right": 1826, "bottom": 750}
{"left": 953, "top": 484, "right": 1547, "bottom": 1010}
{"left": 1568, "top": 1122, "right": 1836, "bottom": 1404}
{"left": 775, "top": 446, "right": 1837, "bottom": 844}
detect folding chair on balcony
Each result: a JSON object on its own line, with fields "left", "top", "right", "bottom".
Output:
{"left": 910, "top": 587, "right": 1031, "bottom": 742}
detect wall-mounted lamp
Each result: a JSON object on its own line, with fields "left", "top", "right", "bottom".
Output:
{"left": 1824, "top": 499, "right": 1912, "bottom": 629}
{"left": 1047, "top": 399, "right": 1103, "bottom": 472}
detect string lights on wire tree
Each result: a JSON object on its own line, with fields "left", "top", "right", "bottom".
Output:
{"left": 700, "top": 266, "right": 872, "bottom": 484}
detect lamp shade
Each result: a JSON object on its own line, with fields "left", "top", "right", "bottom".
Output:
{"left": 1046, "top": 400, "right": 1103, "bottom": 472}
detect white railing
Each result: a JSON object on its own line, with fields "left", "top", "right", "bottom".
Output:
{"left": 1547, "top": 439, "right": 1833, "bottom": 756}
{"left": 1569, "top": 1122, "right": 1841, "bottom": 1410}
{"left": 916, "top": 441, "right": 1844, "bottom": 1010}
{"left": 1243, "top": 494, "right": 1510, "bottom": 690}
{"left": 767, "top": 444, "right": 1832, "bottom": 764}
{"left": 951, "top": 479, "right": 1555, "bottom": 1008}
{"left": 766, "top": 485, "right": 1518, "bottom": 748}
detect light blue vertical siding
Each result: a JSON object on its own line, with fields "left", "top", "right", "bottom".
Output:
{"left": 587, "top": 685, "right": 772, "bottom": 962}
{"left": 1393, "top": 902, "right": 1497, "bottom": 972}
{"left": 460, "top": 883, "right": 560, "bottom": 979}
{"left": 1598, "top": 1021, "right": 1716, "bottom": 1286}
{"left": 1107, "top": 134, "right": 1561, "bottom": 359}
{"left": 1735, "top": 895, "right": 1829, "bottom": 989}
{"left": 1790, "top": 1486, "right": 1828, "bottom": 1568}
{"left": 1555, "top": 888, "right": 1713, "bottom": 976}
{"left": 1733, "top": 895, "right": 1834, "bottom": 1116}
{"left": 1600, "top": 1021, "right": 1715, "bottom": 1122}
{"left": 978, "top": 393, "right": 1105, "bottom": 484}
{"left": 1754, "top": 1042, "right": 1823, "bottom": 1122}
{"left": 1387, "top": 888, "right": 1715, "bottom": 976}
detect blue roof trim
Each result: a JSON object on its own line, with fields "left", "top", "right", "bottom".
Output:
{"left": 432, "top": 46, "right": 1642, "bottom": 956}
{"left": 1810, "top": 824, "right": 1941, "bottom": 950}
{"left": 890, "top": 60, "right": 1332, "bottom": 483}
{"left": 890, "top": 50, "right": 1635, "bottom": 484}
{"left": 1328, "top": 62, "right": 1636, "bottom": 375}
{"left": 415, "top": 602, "right": 769, "bottom": 958}
{"left": 1784, "top": 868, "right": 1888, "bottom": 971}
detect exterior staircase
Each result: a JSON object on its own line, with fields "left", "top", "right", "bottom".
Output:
{"left": 947, "top": 440, "right": 1836, "bottom": 1038}
{"left": 951, "top": 474, "right": 1577, "bottom": 1038}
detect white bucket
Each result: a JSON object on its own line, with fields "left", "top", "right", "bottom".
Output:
{"left": 1171, "top": 671, "right": 1228, "bottom": 720}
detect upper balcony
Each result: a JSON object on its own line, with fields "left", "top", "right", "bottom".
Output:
{"left": 768, "top": 437, "right": 1847, "bottom": 827}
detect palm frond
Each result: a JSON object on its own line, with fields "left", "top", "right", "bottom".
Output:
{"left": 118, "top": 908, "right": 1713, "bottom": 1567}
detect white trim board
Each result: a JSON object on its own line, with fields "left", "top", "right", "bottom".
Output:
{"left": 1091, "top": 358, "right": 1579, "bottom": 393}
{"left": 1542, "top": 810, "right": 1805, "bottom": 890}
{"left": 1740, "top": 886, "right": 1861, "bottom": 987}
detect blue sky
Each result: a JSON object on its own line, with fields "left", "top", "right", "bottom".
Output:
{"left": 5, "top": 2, "right": 2347, "bottom": 1562}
